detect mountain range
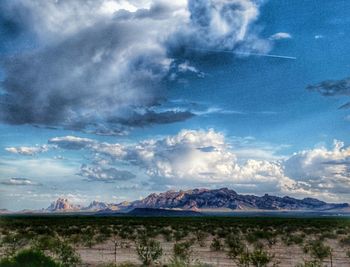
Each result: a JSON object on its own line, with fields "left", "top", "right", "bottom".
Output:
{"left": 42, "top": 188, "right": 349, "bottom": 213}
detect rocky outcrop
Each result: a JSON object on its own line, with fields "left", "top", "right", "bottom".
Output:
{"left": 46, "top": 198, "right": 80, "bottom": 212}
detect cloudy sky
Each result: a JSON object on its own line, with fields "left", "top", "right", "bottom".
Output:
{"left": 1, "top": 0, "right": 350, "bottom": 210}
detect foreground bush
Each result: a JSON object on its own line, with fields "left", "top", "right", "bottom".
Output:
{"left": 303, "top": 240, "right": 331, "bottom": 263}
{"left": 173, "top": 241, "right": 193, "bottom": 264}
{"left": 296, "top": 260, "right": 322, "bottom": 267}
{"left": 0, "top": 249, "right": 59, "bottom": 267}
{"left": 32, "top": 236, "right": 81, "bottom": 267}
{"left": 249, "top": 248, "right": 274, "bottom": 267}
{"left": 225, "top": 234, "right": 245, "bottom": 259}
{"left": 167, "top": 258, "right": 212, "bottom": 267}
{"left": 136, "top": 238, "right": 163, "bottom": 266}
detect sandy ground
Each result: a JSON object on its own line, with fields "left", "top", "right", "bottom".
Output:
{"left": 77, "top": 236, "right": 350, "bottom": 267}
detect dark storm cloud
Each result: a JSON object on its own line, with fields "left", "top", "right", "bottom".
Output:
{"left": 110, "top": 110, "right": 195, "bottom": 127}
{"left": 307, "top": 76, "right": 350, "bottom": 109}
{"left": 307, "top": 77, "right": 350, "bottom": 97}
{"left": 1, "top": 21, "right": 165, "bottom": 127}
{"left": 0, "top": 0, "right": 270, "bottom": 134}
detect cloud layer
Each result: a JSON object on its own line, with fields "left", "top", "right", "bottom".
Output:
{"left": 5, "top": 145, "right": 49, "bottom": 156}
{"left": 8, "top": 128, "right": 350, "bottom": 200}
{"left": 1, "top": 177, "right": 40, "bottom": 186}
{"left": 0, "top": 0, "right": 270, "bottom": 133}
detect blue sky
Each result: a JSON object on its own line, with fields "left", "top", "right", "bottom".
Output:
{"left": 1, "top": 0, "right": 350, "bottom": 210}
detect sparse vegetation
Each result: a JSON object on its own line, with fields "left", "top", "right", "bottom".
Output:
{"left": 0, "top": 216, "right": 349, "bottom": 266}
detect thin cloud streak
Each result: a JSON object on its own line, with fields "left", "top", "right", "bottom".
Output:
{"left": 188, "top": 48, "right": 297, "bottom": 60}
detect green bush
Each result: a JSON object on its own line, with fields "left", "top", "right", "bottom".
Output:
{"left": 167, "top": 258, "right": 212, "bottom": 267}
{"left": 210, "top": 238, "right": 223, "bottom": 251}
{"left": 282, "top": 234, "right": 305, "bottom": 246}
{"left": 225, "top": 234, "right": 245, "bottom": 259}
{"left": 295, "top": 260, "right": 322, "bottom": 267}
{"left": 136, "top": 238, "right": 163, "bottom": 266}
{"left": 303, "top": 240, "right": 331, "bottom": 263}
{"left": 0, "top": 249, "right": 59, "bottom": 267}
{"left": 249, "top": 248, "right": 273, "bottom": 267}
{"left": 97, "top": 262, "right": 139, "bottom": 267}
{"left": 173, "top": 241, "right": 193, "bottom": 264}
{"left": 32, "top": 236, "right": 81, "bottom": 267}
{"left": 195, "top": 231, "right": 208, "bottom": 247}
{"left": 340, "top": 235, "right": 350, "bottom": 246}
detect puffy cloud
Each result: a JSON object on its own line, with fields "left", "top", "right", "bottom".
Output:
{"left": 283, "top": 140, "right": 350, "bottom": 197}
{"left": 5, "top": 145, "right": 49, "bottom": 156}
{"left": 46, "top": 129, "right": 292, "bottom": 193}
{"left": 168, "top": 0, "right": 270, "bottom": 52}
{"left": 0, "top": 0, "right": 271, "bottom": 133}
{"left": 78, "top": 164, "right": 136, "bottom": 182}
{"left": 0, "top": 177, "right": 41, "bottom": 186}
{"left": 269, "top": 32, "right": 292, "bottom": 40}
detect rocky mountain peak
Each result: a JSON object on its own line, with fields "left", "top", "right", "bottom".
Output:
{"left": 47, "top": 198, "right": 78, "bottom": 212}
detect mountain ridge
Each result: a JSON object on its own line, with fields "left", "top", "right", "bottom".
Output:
{"left": 5, "top": 188, "right": 350, "bottom": 213}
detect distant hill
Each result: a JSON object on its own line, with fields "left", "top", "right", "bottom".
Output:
{"left": 128, "top": 208, "right": 202, "bottom": 217}
{"left": 127, "top": 208, "right": 202, "bottom": 216}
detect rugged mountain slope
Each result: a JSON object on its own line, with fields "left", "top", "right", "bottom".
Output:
{"left": 46, "top": 198, "right": 80, "bottom": 212}
{"left": 43, "top": 188, "right": 349, "bottom": 213}
{"left": 129, "top": 188, "right": 349, "bottom": 211}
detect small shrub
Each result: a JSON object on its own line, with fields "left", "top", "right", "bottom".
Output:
{"left": 136, "top": 238, "right": 163, "bottom": 266}
{"left": 225, "top": 234, "right": 245, "bottom": 259}
{"left": 210, "top": 238, "right": 223, "bottom": 251}
{"left": 295, "top": 260, "right": 322, "bottom": 267}
{"left": 340, "top": 235, "right": 350, "bottom": 246}
{"left": 249, "top": 248, "right": 273, "bottom": 267}
{"left": 303, "top": 240, "right": 331, "bottom": 263}
{"left": 236, "top": 251, "right": 251, "bottom": 267}
{"left": 173, "top": 241, "right": 193, "bottom": 264}
{"left": 55, "top": 241, "right": 81, "bottom": 267}
{"left": 195, "top": 231, "right": 208, "bottom": 247}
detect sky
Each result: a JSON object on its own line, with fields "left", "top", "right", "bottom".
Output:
{"left": 1, "top": 0, "right": 350, "bottom": 210}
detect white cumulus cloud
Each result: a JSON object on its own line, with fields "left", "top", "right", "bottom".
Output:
{"left": 5, "top": 145, "right": 49, "bottom": 156}
{"left": 269, "top": 32, "right": 292, "bottom": 40}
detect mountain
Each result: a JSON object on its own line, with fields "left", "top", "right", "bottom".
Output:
{"left": 128, "top": 188, "right": 349, "bottom": 212}
{"left": 9, "top": 188, "right": 349, "bottom": 214}
{"left": 0, "top": 209, "right": 10, "bottom": 214}
{"left": 46, "top": 198, "right": 81, "bottom": 212}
